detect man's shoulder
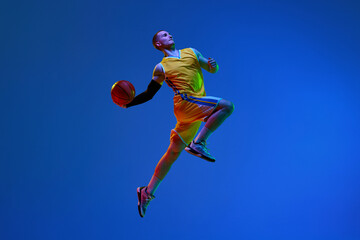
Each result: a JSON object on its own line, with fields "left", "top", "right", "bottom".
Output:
{"left": 153, "top": 63, "right": 165, "bottom": 75}
{"left": 182, "top": 47, "right": 199, "bottom": 60}
{"left": 182, "top": 47, "right": 197, "bottom": 52}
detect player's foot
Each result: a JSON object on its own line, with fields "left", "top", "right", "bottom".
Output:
{"left": 137, "top": 186, "right": 155, "bottom": 218}
{"left": 185, "top": 140, "right": 216, "bottom": 162}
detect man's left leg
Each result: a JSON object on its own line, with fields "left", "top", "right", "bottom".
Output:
{"left": 186, "top": 99, "right": 234, "bottom": 161}
{"left": 197, "top": 99, "right": 234, "bottom": 140}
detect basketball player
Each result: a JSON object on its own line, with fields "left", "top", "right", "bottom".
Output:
{"left": 122, "top": 30, "right": 234, "bottom": 217}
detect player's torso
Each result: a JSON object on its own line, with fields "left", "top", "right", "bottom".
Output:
{"left": 160, "top": 48, "right": 206, "bottom": 97}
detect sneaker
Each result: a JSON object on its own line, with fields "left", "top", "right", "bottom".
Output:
{"left": 185, "top": 140, "right": 216, "bottom": 162}
{"left": 137, "top": 186, "right": 155, "bottom": 218}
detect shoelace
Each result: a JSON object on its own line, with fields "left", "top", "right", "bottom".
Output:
{"left": 142, "top": 190, "right": 155, "bottom": 207}
{"left": 196, "top": 140, "right": 210, "bottom": 154}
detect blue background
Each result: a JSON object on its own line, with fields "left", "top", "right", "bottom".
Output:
{"left": 1, "top": 0, "right": 360, "bottom": 239}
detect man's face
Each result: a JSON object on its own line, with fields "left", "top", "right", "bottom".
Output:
{"left": 156, "top": 31, "right": 175, "bottom": 49}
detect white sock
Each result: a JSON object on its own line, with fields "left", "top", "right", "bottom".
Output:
{"left": 147, "top": 175, "right": 161, "bottom": 196}
{"left": 194, "top": 126, "right": 212, "bottom": 143}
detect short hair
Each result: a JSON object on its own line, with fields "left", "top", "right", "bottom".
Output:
{"left": 152, "top": 30, "right": 165, "bottom": 51}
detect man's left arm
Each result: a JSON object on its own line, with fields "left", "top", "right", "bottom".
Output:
{"left": 192, "top": 48, "right": 219, "bottom": 73}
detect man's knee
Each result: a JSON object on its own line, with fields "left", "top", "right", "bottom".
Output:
{"left": 163, "top": 143, "right": 183, "bottom": 166}
{"left": 168, "top": 134, "right": 186, "bottom": 154}
{"left": 219, "top": 99, "right": 235, "bottom": 114}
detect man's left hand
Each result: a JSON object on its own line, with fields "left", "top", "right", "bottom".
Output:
{"left": 208, "top": 58, "right": 217, "bottom": 69}
{"left": 208, "top": 58, "right": 219, "bottom": 73}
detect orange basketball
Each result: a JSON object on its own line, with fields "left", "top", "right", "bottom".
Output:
{"left": 111, "top": 80, "right": 135, "bottom": 106}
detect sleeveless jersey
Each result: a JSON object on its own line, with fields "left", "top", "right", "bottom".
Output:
{"left": 159, "top": 48, "right": 206, "bottom": 97}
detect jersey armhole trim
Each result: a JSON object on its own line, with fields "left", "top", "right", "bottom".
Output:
{"left": 190, "top": 48, "right": 199, "bottom": 62}
{"left": 158, "top": 63, "right": 166, "bottom": 76}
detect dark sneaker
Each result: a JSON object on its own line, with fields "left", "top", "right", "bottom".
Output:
{"left": 137, "top": 186, "right": 155, "bottom": 218}
{"left": 185, "top": 140, "right": 216, "bottom": 162}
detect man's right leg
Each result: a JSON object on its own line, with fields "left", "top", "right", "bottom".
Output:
{"left": 138, "top": 134, "right": 186, "bottom": 217}
{"left": 147, "top": 134, "right": 186, "bottom": 194}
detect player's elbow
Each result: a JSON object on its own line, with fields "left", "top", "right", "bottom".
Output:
{"left": 147, "top": 93, "right": 156, "bottom": 101}
{"left": 150, "top": 92, "right": 157, "bottom": 99}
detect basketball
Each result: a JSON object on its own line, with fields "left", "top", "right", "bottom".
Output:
{"left": 111, "top": 80, "right": 136, "bottom": 106}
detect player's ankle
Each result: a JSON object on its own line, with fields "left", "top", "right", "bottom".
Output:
{"left": 193, "top": 139, "right": 205, "bottom": 145}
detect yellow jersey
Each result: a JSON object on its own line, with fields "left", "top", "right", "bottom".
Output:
{"left": 159, "top": 48, "right": 206, "bottom": 97}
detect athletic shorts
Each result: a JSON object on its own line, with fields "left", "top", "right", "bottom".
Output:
{"left": 170, "top": 94, "right": 222, "bottom": 145}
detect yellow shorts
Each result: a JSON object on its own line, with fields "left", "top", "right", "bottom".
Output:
{"left": 170, "top": 94, "right": 222, "bottom": 145}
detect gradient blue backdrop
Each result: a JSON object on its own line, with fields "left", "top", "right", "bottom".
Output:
{"left": 1, "top": 0, "right": 360, "bottom": 239}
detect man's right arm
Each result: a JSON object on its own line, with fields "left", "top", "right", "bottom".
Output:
{"left": 125, "top": 64, "right": 165, "bottom": 108}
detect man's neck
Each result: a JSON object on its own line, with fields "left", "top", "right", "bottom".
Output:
{"left": 163, "top": 48, "right": 179, "bottom": 58}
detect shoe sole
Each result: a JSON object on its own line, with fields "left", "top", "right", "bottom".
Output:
{"left": 137, "top": 187, "right": 144, "bottom": 218}
{"left": 185, "top": 146, "right": 216, "bottom": 162}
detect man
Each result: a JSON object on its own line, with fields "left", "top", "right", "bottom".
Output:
{"left": 122, "top": 30, "right": 234, "bottom": 217}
